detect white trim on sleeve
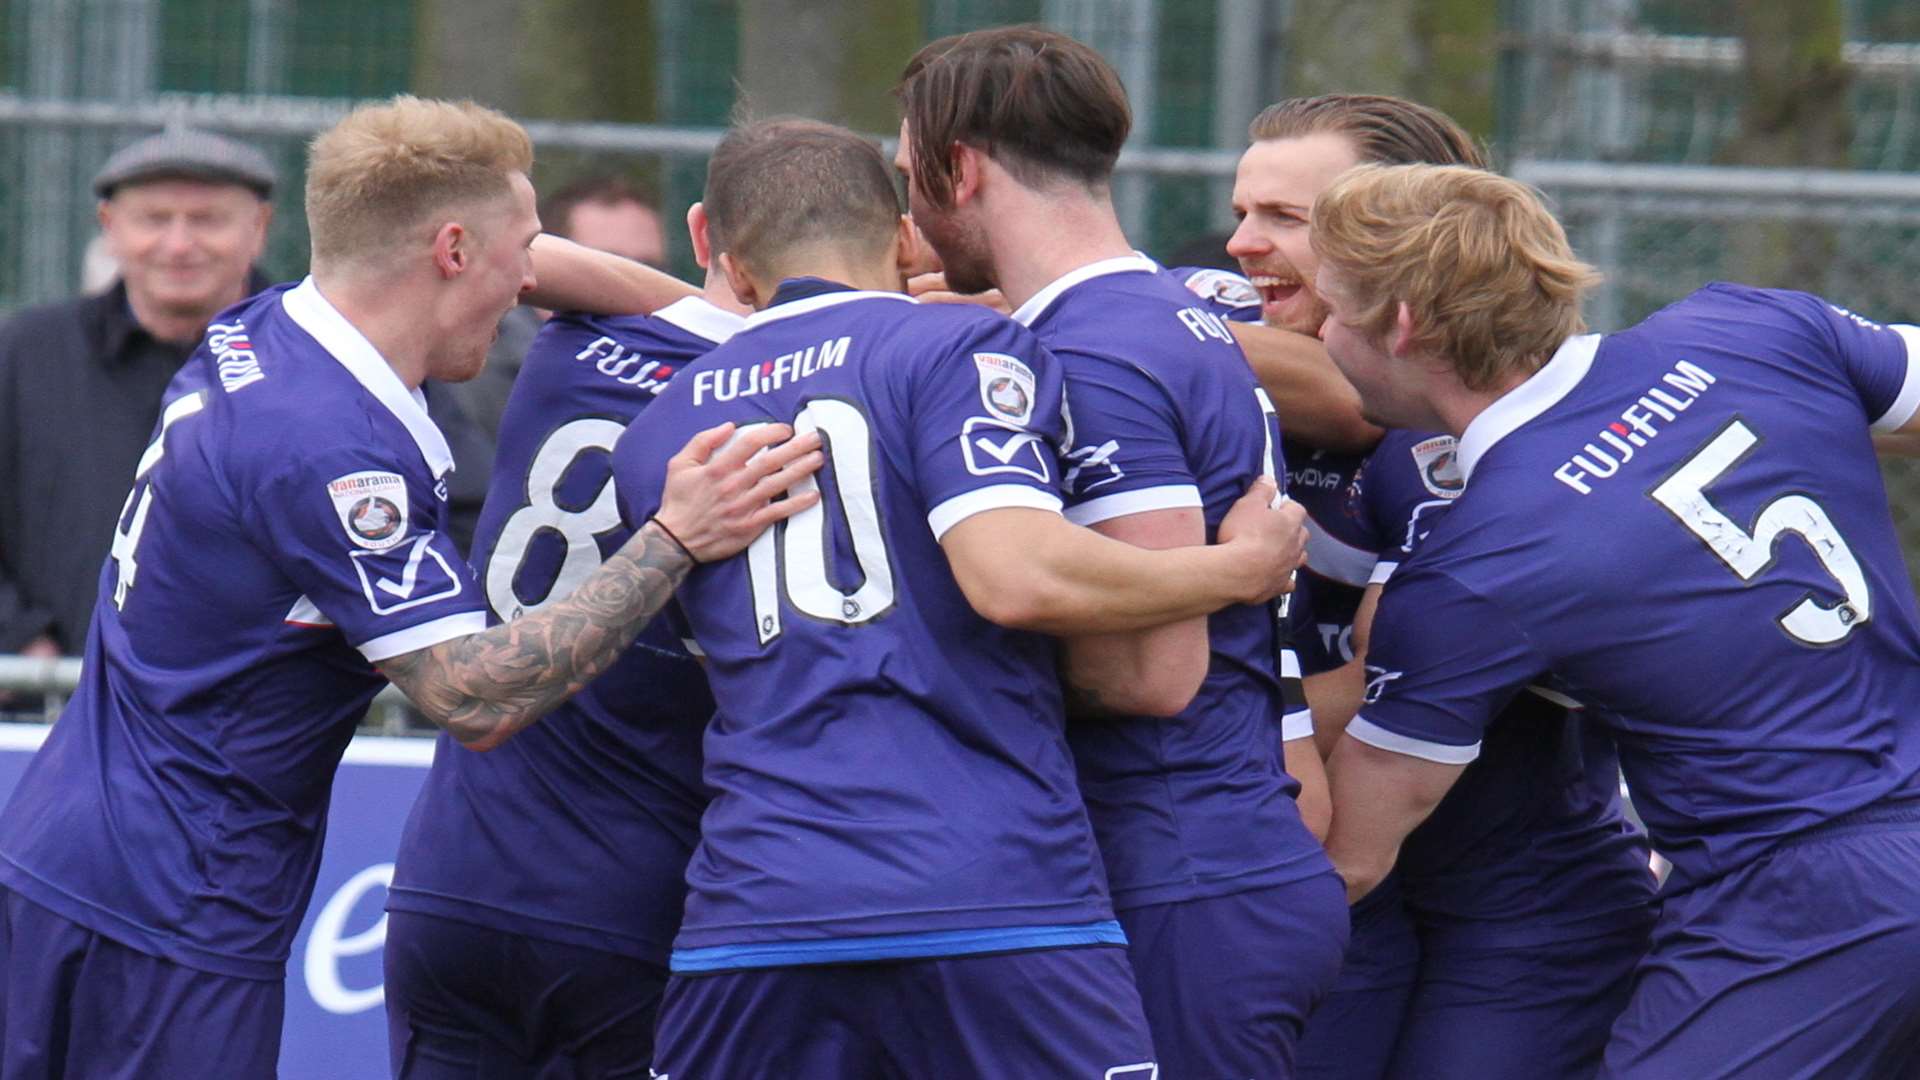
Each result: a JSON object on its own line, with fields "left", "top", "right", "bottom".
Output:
{"left": 927, "top": 485, "right": 1064, "bottom": 541}
{"left": 1281, "top": 708, "right": 1316, "bottom": 742}
{"left": 1279, "top": 649, "right": 1303, "bottom": 680}
{"left": 1304, "top": 516, "right": 1381, "bottom": 588}
{"left": 1368, "top": 560, "right": 1399, "bottom": 586}
{"left": 1869, "top": 324, "right": 1920, "bottom": 432}
{"left": 1064, "top": 484, "right": 1203, "bottom": 527}
{"left": 340, "top": 736, "right": 438, "bottom": 767}
{"left": 1346, "top": 715, "right": 1481, "bottom": 765}
{"left": 358, "top": 611, "right": 488, "bottom": 663}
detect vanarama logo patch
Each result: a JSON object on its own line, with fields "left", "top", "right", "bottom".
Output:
{"left": 1410, "top": 435, "right": 1464, "bottom": 498}
{"left": 328, "top": 471, "right": 409, "bottom": 551}
{"left": 1181, "top": 267, "right": 1259, "bottom": 310}
{"left": 974, "top": 351, "right": 1037, "bottom": 424}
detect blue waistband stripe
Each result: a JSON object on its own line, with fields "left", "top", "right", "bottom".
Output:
{"left": 670, "top": 919, "right": 1128, "bottom": 973}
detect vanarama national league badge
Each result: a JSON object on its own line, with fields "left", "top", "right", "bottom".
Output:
{"left": 328, "top": 470, "right": 410, "bottom": 550}
{"left": 973, "top": 351, "right": 1037, "bottom": 424}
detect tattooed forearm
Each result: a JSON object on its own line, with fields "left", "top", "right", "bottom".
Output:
{"left": 380, "top": 521, "right": 693, "bottom": 751}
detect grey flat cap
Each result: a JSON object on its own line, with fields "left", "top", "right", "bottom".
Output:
{"left": 93, "top": 128, "right": 276, "bottom": 199}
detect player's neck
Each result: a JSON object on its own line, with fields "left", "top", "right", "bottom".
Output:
{"left": 310, "top": 272, "right": 437, "bottom": 388}
{"left": 987, "top": 193, "right": 1134, "bottom": 313}
{"left": 1433, "top": 364, "right": 1535, "bottom": 438}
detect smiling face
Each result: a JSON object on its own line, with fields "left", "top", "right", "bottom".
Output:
{"left": 100, "top": 178, "right": 270, "bottom": 335}
{"left": 1225, "top": 131, "right": 1362, "bottom": 336}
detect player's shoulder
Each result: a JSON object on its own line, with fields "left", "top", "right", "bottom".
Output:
{"left": 211, "top": 286, "right": 442, "bottom": 481}
{"left": 1366, "top": 429, "right": 1465, "bottom": 503}
{"left": 1168, "top": 265, "right": 1261, "bottom": 320}
{"left": 1631, "top": 281, "right": 1845, "bottom": 344}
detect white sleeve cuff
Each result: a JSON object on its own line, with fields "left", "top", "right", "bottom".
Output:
{"left": 1304, "top": 516, "right": 1382, "bottom": 587}
{"left": 359, "top": 611, "right": 488, "bottom": 662}
{"left": 927, "top": 485, "right": 1063, "bottom": 540}
{"left": 1278, "top": 649, "right": 1302, "bottom": 679}
{"left": 1064, "top": 484, "right": 1202, "bottom": 527}
{"left": 1281, "top": 708, "right": 1316, "bottom": 742}
{"left": 1869, "top": 325, "right": 1920, "bottom": 432}
{"left": 1368, "top": 561, "right": 1399, "bottom": 586}
{"left": 1346, "top": 714, "right": 1481, "bottom": 765}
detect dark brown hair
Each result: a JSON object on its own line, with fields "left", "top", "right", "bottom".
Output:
{"left": 1249, "top": 94, "right": 1487, "bottom": 169}
{"left": 540, "top": 174, "right": 657, "bottom": 239}
{"left": 896, "top": 25, "right": 1130, "bottom": 209}
{"left": 703, "top": 118, "right": 900, "bottom": 273}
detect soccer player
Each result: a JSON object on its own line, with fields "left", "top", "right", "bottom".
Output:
{"left": 896, "top": 30, "right": 1348, "bottom": 1075}
{"left": 1314, "top": 162, "right": 1920, "bottom": 1077}
{"left": 616, "top": 118, "right": 1307, "bottom": 1079}
{"left": 0, "top": 97, "right": 820, "bottom": 1078}
{"left": 1337, "top": 426, "right": 1656, "bottom": 1078}
{"left": 382, "top": 194, "right": 750, "bottom": 1073}
{"left": 1219, "top": 93, "right": 1658, "bottom": 1079}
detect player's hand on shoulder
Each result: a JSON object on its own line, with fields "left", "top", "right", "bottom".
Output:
{"left": 907, "top": 272, "right": 1011, "bottom": 315}
{"left": 654, "top": 421, "right": 825, "bottom": 562}
{"left": 1216, "top": 478, "right": 1308, "bottom": 604}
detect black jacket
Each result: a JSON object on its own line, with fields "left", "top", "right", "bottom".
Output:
{"left": 0, "top": 276, "right": 267, "bottom": 652}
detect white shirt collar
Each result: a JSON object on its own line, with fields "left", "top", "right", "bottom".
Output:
{"left": 653, "top": 296, "right": 748, "bottom": 344}
{"left": 281, "top": 276, "right": 456, "bottom": 479}
{"left": 1456, "top": 333, "right": 1602, "bottom": 484}
{"left": 1010, "top": 253, "right": 1161, "bottom": 327}
{"left": 742, "top": 289, "right": 913, "bottom": 331}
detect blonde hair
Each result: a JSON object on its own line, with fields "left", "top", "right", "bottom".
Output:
{"left": 305, "top": 95, "right": 533, "bottom": 270}
{"left": 1311, "top": 163, "right": 1600, "bottom": 390}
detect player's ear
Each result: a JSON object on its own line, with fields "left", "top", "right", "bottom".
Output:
{"left": 1390, "top": 301, "right": 1419, "bottom": 358}
{"left": 432, "top": 221, "right": 468, "bottom": 279}
{"left": 950, "top": 142, "right": 984, "bottom": 206}
{"left": 717, "top": 251, "right": 760, "bottom": 310}
{"left": 688, "top": 202, "right": 713, "bottom": 271}
{"left": 892, "top": 214, "right": 923, "bottom": 279}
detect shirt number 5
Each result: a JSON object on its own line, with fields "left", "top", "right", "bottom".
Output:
{"left": 1651, "top": 417, "right": 1871, "bottom": 646}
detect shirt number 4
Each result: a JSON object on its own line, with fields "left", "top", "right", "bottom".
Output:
{"left": 1652, "top": 416, "right": 1871, "bottom": 646}
{"left": 109, "top": 391, "right": 207, "bottom": 609}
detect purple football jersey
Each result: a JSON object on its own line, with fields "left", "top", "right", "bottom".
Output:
{"left": 1171, "top": 266, "right": 1375, "bottom": 677}
{"left": 1358, "top": 428, "right": 1654, "bottom": 934}
{"left": 387, "top": 298, "right": 742, "bottom": 959}
{"left": 1357, "top": 284, "right": 1920, "bottom": 894}
{"left": 612, "top": 281, "right": 1120, "bottom": 972}
{"left": 1026, "top": 256, "right": 1332, "bottom": 909}
{"left": 0, "top": 279, "right": 487, "bottom": 978}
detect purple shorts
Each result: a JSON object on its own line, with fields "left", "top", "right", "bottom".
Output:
{"left": 384, "top": 910, "right": 667, "bottom": 1079}
{"left": 1121, "top": 871, "right": 1351, "bottom": 1079}
{"left": 652, "top": 945, "right": 1156, "bottom": 1078}
{"left": 0, "top": 886, "right": 281, "bottom": 1080}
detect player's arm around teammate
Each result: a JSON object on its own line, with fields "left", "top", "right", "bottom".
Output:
{"left": 940, "top": 481, "right": 1305, "bottom": 635}
{"left": 379, "top": 420, "right": 821, "bottom": 750}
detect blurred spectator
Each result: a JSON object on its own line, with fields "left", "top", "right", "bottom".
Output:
{"left": 0, "top": 128, "right": 273, "bottom": 657}
{"left": 543, "top": 174, "right": 667, "bottom": 267}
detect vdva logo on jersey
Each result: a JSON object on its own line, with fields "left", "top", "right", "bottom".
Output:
{"left": 1554, "top": 359, "right": 1716, "bottom": 495}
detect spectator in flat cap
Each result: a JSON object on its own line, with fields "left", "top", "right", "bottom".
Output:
{"left": 0, "top": 127, "right": 275, "bottom": 661}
